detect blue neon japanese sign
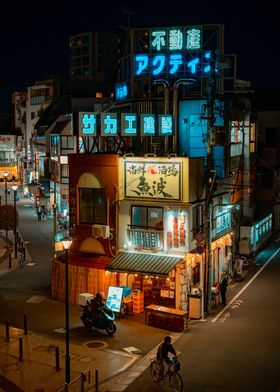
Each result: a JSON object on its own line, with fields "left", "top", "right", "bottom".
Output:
{"left": 78, "top": 112, "right": 173, "bottom": 137}
{"left": 116, "top": 82, "right": 128, "bottom": 101}
{"left": 121, "top": 114, "right": 137, "bottom": 136}
{"left": 79, "top": 112, "right": 97, "bottom": 136}
{"left": 150, "top": 26, "right": 202, "bottom": 52}
{"left": 101, "top": 113, "right": 118, "bottom": 136}
{"left": 158, "top": 115, "right": 173, "bottom": 136}
{"left": 135, "top": 52, "right": 211, "bottom": 77}
{"left": 140, "top": 114, "right": 156, "bottom": 136}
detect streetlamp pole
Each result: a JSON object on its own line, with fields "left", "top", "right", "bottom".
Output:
{"left": 3, "top": 171, "right": 9, "bottom": 248}
{"left": 11, "top": 184, "right": 18, "bottom": 258}
{"left": 61, "top": 237, "right": 73, "bottom": 385}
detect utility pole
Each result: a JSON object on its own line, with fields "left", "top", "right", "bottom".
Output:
{"left": 203, "top": 50, "right": 217, "bottom": 315}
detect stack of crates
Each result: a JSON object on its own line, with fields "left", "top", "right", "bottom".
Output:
{"left": 133, "top": 290, "right": 144, "bottom": 313}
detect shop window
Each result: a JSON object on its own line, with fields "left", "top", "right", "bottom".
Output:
{"left": 79, "top": 187, "right": 106, "bottom": 225}
{"left": 131, "top": 206, "right": 163, "bottom": 229}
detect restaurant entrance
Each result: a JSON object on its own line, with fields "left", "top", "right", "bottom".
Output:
{"left": 131, "top": 274, "right": 176, "bottom": 308}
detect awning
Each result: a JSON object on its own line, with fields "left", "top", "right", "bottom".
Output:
{"left": 106, "top": 251, "right": 182, "bottom": 276}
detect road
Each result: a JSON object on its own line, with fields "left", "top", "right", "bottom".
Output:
{"left": 1, "top": 183, "right": 280, "bottom": 391}
{"left": 124, "top": 245, "right": 280, "bottom": 391}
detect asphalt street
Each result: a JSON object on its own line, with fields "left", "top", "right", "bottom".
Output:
{"left": 1, "top": 183, "right": 280, "bottom": 391}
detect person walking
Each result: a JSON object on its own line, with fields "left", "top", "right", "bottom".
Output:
{"left": 37, "top": 206, "right": 42, "bottom": 221}
{"left": 219, "top": 272, "right": 228, "bottom": 306}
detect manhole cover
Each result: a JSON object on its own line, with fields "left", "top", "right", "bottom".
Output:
{"left": 84, "top": 340, "right": 107, "bottom": 349}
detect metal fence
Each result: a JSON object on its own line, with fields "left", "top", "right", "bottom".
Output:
{"left": 57, "top": 370, "right": 91, "bottom": 392}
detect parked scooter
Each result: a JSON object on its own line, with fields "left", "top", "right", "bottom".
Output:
{"left": 80, "top": 298, "right": 117, "bottom": 335}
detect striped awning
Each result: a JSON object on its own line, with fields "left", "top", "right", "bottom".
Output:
{"left": 106, "top": 251, "right": 182, "bottom": 276}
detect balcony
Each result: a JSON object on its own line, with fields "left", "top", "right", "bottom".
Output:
{"left": 127, "top": 225, "right": 163, "bottom": 251}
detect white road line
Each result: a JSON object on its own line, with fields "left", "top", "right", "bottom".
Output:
{"left": 212, "top": 247, "right": 280, "bottom": 323}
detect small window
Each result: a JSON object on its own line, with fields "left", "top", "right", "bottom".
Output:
{"left": 79, "top": 188, "right": 106, "bottom": 225}
{"left": 131, "top": 206, "right": 163, "bottom": 229}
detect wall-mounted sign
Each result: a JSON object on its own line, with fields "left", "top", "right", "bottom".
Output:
{"left": 215, "top": 212, "right": 231, "bottom": 235}
{"left": 165, "top": 209, "right": 187, "bottom": 250}
{"left": 106, "top": 286, "right": 123, "bottom": 313}
{"left": 124, "top": 160, "right": 181, "bottom": 201}
{"left": 115, "top": 82, "right": 128, "bottom": 101}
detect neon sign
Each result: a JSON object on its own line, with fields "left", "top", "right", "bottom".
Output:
{"left": 115, "top": 82, "right": 128, "bottom": 101}
{"left": 135, "top": 52, "right": 211, "bottom": 77}
{"left": 78, "top": 112, "right": 173, "bottom": 137}
{"left": 150, "top": 26, "right": 202, "bottom": 52}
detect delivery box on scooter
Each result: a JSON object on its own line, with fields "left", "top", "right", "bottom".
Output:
{"left": 78, "top": 293, "right": 95, "bottom": 306}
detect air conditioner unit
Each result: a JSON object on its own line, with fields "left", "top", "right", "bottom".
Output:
{"left": 92, "top": 224, "right": 110, "bottom": 239}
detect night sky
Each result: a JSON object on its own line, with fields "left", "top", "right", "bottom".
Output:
{"left": 1, "top": 0, "right": 279, "bottom": 111}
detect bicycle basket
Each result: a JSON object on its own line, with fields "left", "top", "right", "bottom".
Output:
{"left": 174, "top": 360, "right": 180, "bottom": 372}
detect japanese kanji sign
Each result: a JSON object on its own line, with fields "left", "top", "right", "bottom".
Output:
{"left": 124, "top": 160, "right": 182, "bottom": 201}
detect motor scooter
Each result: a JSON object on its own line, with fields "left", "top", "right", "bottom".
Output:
{"left": 80, "top": 300, "right": 117, "bottom": 335}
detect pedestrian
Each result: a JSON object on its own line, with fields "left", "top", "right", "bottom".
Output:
{"left": 42, "top": 206, "right": 47, "bottom": 221}
{"left": 37, "top": 206, "right": 42, "bottom": 221}
{"left": 219, "top": 272, "right": 228, "bottom": 306}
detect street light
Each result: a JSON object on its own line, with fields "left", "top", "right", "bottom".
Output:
{"left": 61, "top": 236, "right": 73, "bottom": 384}
{"left": 3, "top": 171, "right": 9, "bottom": 248}
{"left": 11, "top": 184, "right": 18, "bottom": 258}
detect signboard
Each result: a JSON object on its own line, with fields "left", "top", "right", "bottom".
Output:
{"left": 124, "top": 160, "right": 181, "bottom": 201}
{"left": 129, "top": 229, "right": 162, "bottom": 250}
{"left": 215, "top": 211, "right": 231, "bottom": 235}
{"left": 78, "top": 112, "right": 173, "bottom": 136}
{"left": 106, "top": 286, "right": 123, "bottom": 313}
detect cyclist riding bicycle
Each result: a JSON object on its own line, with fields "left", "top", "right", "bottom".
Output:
{"left": 156, "top": 336, "right": 178, "bottom": 379}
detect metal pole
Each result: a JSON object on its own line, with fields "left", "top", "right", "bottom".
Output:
{"left": 5, "top": 320, "right": 9, "bottom": 342}
{"left": 55, "top": 346, "right": 60, "bottom": 371}
{"left": 4, "top": 176, "right": 8, "bottom": 248}
{"left": 14, "top": 189, "right": 17, "bottom": 258}
{"left": 95, "top": 369, "right": 99, "bottom": 392}
{"left": 24, "top": 314, "right": 28, "bottom": 335}
{"left": 19, "top": 336, "right": 23, "bottom": 361}
{"left": 65, "top": 248, "right": 70, "bottom": 384}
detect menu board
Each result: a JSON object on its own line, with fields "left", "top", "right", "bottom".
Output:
{"left": 106, "top": 286, "right": 123, "bottom": 313}
{"left": 129, "top": 229, "right": 162, "bottom": 249}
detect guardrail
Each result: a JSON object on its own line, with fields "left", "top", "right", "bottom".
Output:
{"left": 57, "top": 370, "right": 91, "bottom": 392}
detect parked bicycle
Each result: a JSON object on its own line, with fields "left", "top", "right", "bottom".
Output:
{"left": 150, "top": 357, "right": 183, "bottom": 392}
{"left": 235, "top": 253, "right": 256, "bottom": 267}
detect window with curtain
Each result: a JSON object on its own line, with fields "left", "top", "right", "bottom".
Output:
{"left": 79, "top": 187, "right": 106, "bottom": 224}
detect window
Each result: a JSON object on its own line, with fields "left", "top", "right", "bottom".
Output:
{"left": 131, "top": 206, "right": 163, "bottom": 228}
{"left": 50, "top": 135, "right": 60, "bottom": 157}
{"left": 61, "top": 136, "right": 73, "bottom": 149}
{"left": 79, "top": 188, "right": 106, "bottom": 225}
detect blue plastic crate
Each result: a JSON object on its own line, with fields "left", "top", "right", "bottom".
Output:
{"left": 120, "top": 286, "right": 132, "bottom": 297}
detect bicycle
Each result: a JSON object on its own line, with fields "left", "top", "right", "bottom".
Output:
{"left": 150, "top": 357, "right": 183, "bottom": 392}
{"left": 235, "top": 254, "right": 256, "bottom": 267}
